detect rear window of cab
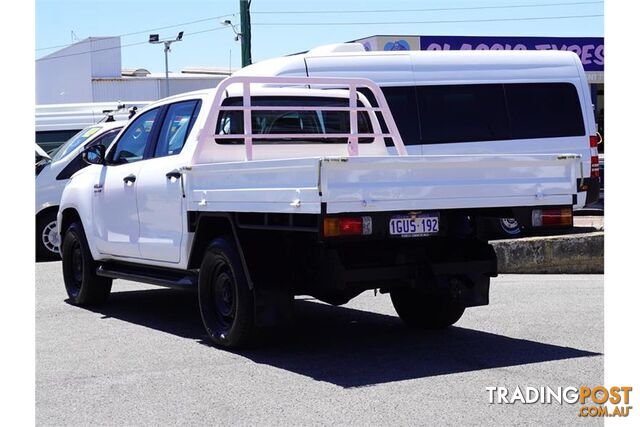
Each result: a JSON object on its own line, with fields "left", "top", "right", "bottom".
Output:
{"left": 215, "top": 96, "right": 374, "bottom": 144}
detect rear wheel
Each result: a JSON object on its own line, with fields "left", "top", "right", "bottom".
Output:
{"left": 61, "top": 222, "right": 112, "bottom": 305}
{"left": 497, "top": 217, "right": 523, "bottom": 237}
{"left": 390, "top": 288, "right": 465, "bottom": 329}
{"left": 198, "top": 237, "right": 255, "bottom": 348}
{"left": 36, "top": 210, "right": 61, "bottom": 261}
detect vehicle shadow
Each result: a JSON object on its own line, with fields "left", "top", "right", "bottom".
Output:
{"left": 36, "top": 258, "right": 61, "bottom": 264}
{"left": 81, "top": 288, "right": 601, "bottom": 388}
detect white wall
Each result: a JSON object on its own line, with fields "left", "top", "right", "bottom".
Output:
{"left": 36, "top": 37, "right": 120, "bottom": 104}
{"left": 36, "top": 43, "right": 92, "bottom": 104}
{"left": 88, "top": 38, "right": 121, "bottom": 77}
{"left": 37, "top": 36, "right": 227, "bottom": 104}
{"left": 91, "top": 76, "right": 226, "bottom": 102}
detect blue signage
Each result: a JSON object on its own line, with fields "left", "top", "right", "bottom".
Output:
{"left": 383, "top": 40, "right": 411, "bottom": 51}
{"left": 419, "top": 36, "right": 604, "bottom": 71}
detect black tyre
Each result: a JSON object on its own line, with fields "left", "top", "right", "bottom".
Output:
{"left": 36, "top": 210, "right": 61, "bottom": 261}
{"left": 390, "top": 288, "right": 465, "bottom": 329}
{"left": 198, "top": 237, "right": 255, "bottom": 348}
{"left": 61, "top": 222, "right": 112, "bottom": 305}
{"left": 496, "top": 217, "right": 523, "bottom": 238}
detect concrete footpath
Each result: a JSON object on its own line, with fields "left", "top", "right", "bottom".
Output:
{"left": 491, "top": 217, "right": 604, "bottom": 274}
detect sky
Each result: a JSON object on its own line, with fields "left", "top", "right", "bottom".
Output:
{"left": 35, "top": 0, "right": 604, "bottom": 73}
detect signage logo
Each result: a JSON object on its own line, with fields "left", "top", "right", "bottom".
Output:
{"left": 419, "top": 36, "right": 604, "bottom": 71}
{"left": 383, "top": 39, "right": 411, "bottom": 51}
{"left": 486, "top": 386, "right": 632, "bottom": 417}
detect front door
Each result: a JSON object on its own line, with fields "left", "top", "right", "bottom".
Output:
{"left": 92, "top": 107, "right": 162, "bottom": 258}
{"left": 92, "top": 162, "right": 143, "bottom": 257}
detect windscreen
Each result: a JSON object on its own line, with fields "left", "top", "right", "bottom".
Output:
{"left": 52, "top": 126, "right": 103, "bottom": 161}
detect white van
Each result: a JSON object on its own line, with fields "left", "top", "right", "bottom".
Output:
{"left": 236, "top": 44, "right": 600, "bottom": 232}
{"left": 36, "top": 101, "right": 148, "bottom": 153}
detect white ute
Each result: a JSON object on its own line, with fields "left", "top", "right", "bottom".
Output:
{"left": 58, "top": 76, "right": 582, "bottom": 348}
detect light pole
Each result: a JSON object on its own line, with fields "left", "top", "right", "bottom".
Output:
{"left": 221, "top": 19, "right": 242, "bottom": 41}
{"left": 149, "top": 31, "right": 183, "bottom": 97}
{"left": 221, "top": 11, "right": 251, "bottom": 68}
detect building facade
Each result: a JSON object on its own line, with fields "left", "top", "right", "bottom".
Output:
{"left": 36, "top": 36, "right": 234, "bottom": 150}
{"left": 36, "top": 36, "right": 233, "bottom": 105}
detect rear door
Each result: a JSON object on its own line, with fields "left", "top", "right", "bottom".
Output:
{"left": 136, "top": 100, "right": 201, "bottom": 263}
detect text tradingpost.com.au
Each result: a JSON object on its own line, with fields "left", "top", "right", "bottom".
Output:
{"left": 486, "top": 386, "right": 633, "bottom": 418}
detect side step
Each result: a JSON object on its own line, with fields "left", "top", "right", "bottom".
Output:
{"left": 96, "top": 263, "right": 198, "bottom": 289}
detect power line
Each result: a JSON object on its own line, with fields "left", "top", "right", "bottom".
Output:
{"left": 252, "top": 1, "right": 603, "bottom": 15}
{"left": 36, "top": 12, "right": 235, "bottom": 52}
{"left": 36, "top": 1, "right": 603, "bottom": 52}
{"left": 253, "top": 14, "right": 604, "bottom": 26}
{"left": 37, "top": 27, "right": 227, "bottom": 62}
{"left": 35, "top": 10, "right": 604, "bottom": 61}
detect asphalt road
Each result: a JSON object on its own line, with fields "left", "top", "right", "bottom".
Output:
{"left": 36, "top": 261, "right": 603, "bottom": 426}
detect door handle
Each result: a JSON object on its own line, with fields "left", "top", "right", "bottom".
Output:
{"left": 123, "top": 174, "right": 136, "bottom": 184}
{"left": 166, "top": 170, "right": 182, "bottom": 180}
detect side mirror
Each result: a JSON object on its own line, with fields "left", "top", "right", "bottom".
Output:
{"left": 82, "top": 144, "right": 106, "bottom": 165}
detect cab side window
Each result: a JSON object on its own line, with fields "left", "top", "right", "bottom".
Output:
{"left": 110, "top": 108, "right": 160, "bottom": 164}
{"left": 154, "top": 100, "right": 201, "bottom": 157}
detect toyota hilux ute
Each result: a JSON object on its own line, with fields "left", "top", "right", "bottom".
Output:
{"left": 58, "top": 76, "right": 582, "bottom": 348}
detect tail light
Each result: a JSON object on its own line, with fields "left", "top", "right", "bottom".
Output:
{"left": 590, "top": 135, "right": 599, "bottom": 148}
{"left": 323, "top": 216, "right": 372, "bottom": 237}
{"left": 591, "top": 155, "right": 600, "bottom": 178}
{"left": 531, "top": 207, "right": 573, "bottom": 227}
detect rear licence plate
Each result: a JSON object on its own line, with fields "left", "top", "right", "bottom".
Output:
{"left": 389, "top": 214, "right": 440, "bottom": 237}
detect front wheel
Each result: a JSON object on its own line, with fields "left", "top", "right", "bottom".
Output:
{"left": 61, "top": 222, "right": 112, "bottom": 305}
{"left": 198, "top": 237, "right": 255, "bottom": 348}
{"left": 390, "top": 288, "right": 465, "bottom": 329}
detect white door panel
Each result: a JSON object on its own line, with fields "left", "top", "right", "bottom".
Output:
{"left": 137, "top": 157, "right": 184, "bottom": 263}
{"left": 92, "top": 106, "right": 162, "bottom": 258}
{"left": 135, "top": 99, "right": 200, "bottom": 263}
{"left": 92, "top": 163, "right": 142, "bottom": 258}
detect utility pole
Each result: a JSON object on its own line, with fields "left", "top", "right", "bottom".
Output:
{"left": 239, "top": 0, "right": 252, "bottom": 67}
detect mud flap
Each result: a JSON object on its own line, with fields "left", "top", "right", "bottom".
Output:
{"left": 443, "top": 273, "right": 491, "bottom": 308}
{"left": 428, "top": 244, "right": 496, "bottom": 308}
